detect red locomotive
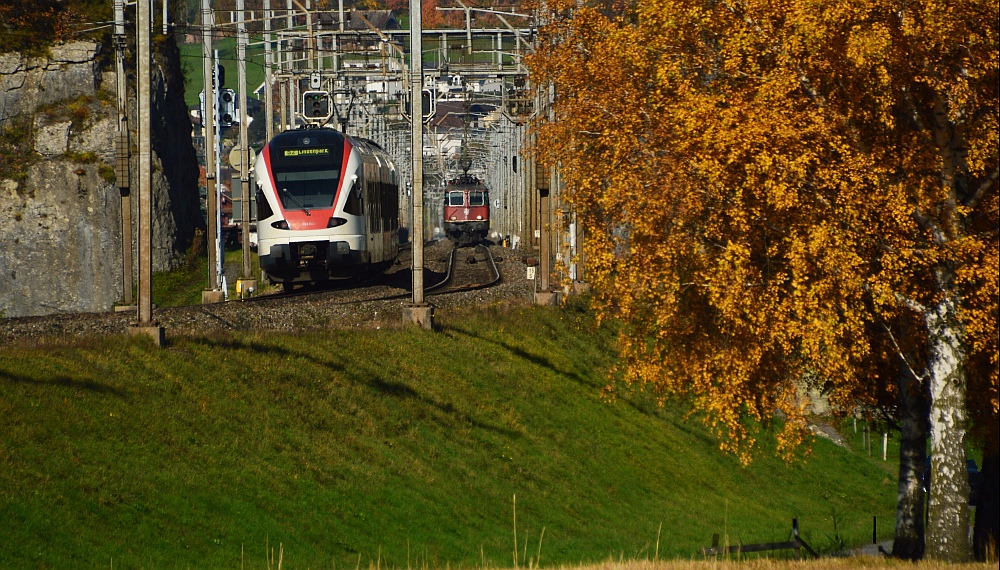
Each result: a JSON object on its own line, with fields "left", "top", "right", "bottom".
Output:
{"left": 442, "top": 174, "right": 490, "bottom": 245}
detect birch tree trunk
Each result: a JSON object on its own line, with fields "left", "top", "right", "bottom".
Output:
{"left": 893, "top": 359, "right": 928, "bottom": 560}
{"left": 924, "top": 294, "right": 972, "bottom": 561}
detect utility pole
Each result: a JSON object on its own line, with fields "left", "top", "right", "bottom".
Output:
{"left": 455, "top": 0, "right": 473, "bottom": 55}
{"left": 236, "top": 0, "right": 256, "bottom": 298}
{"left": 534, "top": 85, "right": 557, "bottom": 306}
{"left": 113, "top": 0, "right": 133, "bottom": 310}
{"left": 129, "top": 0, "right": 165, "bottom": 345}
{"left": 291, "top": 0, "right": 316, "bottom": 69}
{"left": 264, "top": 0, "right": 274, "bottom": 143}
{"left": 403, "top": 0, "right": 433, "bottom": 329}
{"left": 201, "top": 0, "right": 224, "bottom": 303}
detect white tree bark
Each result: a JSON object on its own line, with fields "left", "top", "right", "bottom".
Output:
{"left": 924, "top": 294, "right": 972, "bottom": 561}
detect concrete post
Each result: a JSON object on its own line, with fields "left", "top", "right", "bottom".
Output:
{"left": 201, "top": 0, "right": 223, "bottom": 304}
{"left": 113, "top": 0, "right": 133, "bottom": 309}
{"left": 264, "top": 0, "right": 274, "bottom": 143}
{"left": 236, "top": 0, "right": 256, "bottom": 297}
{"left": 404, "top": 0, "right": 433, "bottom": 330}
{"left": 138, "top": 0, "right": 152, "bottom": 323}
{"left": 130, "top": 0, "right": 165, "bottom": 344}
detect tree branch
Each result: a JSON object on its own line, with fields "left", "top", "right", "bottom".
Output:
{"left": 894, "top": 292, "right": 927, "bottom": 314}
{"left": 880, "top": 322, "right": 925, "bottom": 385}
{"left": 911, "top": 206, "right": 948, "bottom": 246}
{"left": 963, "top": 164, "right": 999, "bottom": 209}
{"left": 878, "top": 405, "right": 902, "bottom": 432}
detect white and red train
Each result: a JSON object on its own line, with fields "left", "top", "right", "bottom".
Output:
{"left": 253, "top": 128, "right": 400, "bottom": 289}
{"left": 442, "top": 174, "right": 490, "bottom": 245}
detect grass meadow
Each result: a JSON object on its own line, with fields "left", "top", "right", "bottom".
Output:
{"left": 2, "top": 302, "right": 919, "bottom": 568}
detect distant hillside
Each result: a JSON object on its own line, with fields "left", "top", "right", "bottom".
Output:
{"left": 0, "top": 304, "right": 900, "bottom": 568}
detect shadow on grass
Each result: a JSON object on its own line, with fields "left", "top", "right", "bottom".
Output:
{"left": 441, "top": 317, "right": 729, "bottom": 451}
{"left": 188, "top": 336, "right": 520, "bottom": 437}
{"left": 0, "top": 370, "right": 128, "bottom": 398}
{"left": 439, "top": 321, "right": 601, "bottom": 390}
{"left": 346, "top": 369, "right": 523, "bottom": 438}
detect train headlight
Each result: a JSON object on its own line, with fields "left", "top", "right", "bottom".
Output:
{"left": 450, "top": 215, "right": 457, "bottom": 220}
{"left": 271, "top": 220, "right": 290, "bottom": 230}
{"left": 327, "top": 217, "right": 347, "bottom": 228}
{"left": 476, "top": 215, "right": 482, "bottom": 220}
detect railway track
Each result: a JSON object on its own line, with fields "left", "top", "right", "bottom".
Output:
{"left": 427, "top": 244, "right": 502, "bottom": 295}
{"left": 0, "top": 242, "right": 527, "bottom": 345}
{"left": 247, "top": 240, "right": 500, "bottom": 304}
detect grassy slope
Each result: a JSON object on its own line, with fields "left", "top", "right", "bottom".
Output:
{"left": 180, "top": 37, "right": 266, "bottom": 109}
{"left": 0, "top": 304, "right": 900, "bottom": 568}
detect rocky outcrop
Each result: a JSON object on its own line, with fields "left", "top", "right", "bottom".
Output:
{"left": 0, "top": 39, "right": 203, "bottom": 318}
{"left": 0, "top": 165, "right": 122, "bottom": 317}
{"left": 0, "top": 42, "right": 99, "bottom": 122}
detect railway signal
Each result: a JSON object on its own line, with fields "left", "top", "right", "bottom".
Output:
{"left": 219, "top": 88, "right": 236, "bottom": 127}
{"left": 214, "top": 64, "right": 226, "bottom": 88}
{"left": 302, "top": 90, "right": 332, "bottom": 121}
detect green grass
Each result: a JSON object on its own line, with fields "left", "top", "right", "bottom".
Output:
{"left": 180, "top": 36, "right": 268, "bottom": 109}
{"left": 150, "top": 256, "right": 209, "bottom": 307}
{"left": 152, "top": 245, "right": 260, "bottom": 307}
{"left": 0, "top": 303, "right": 901, "bottom": 568}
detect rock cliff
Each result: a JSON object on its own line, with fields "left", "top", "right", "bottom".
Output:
{"left": 0, "top": 38, "right": 203, "bottom": 318}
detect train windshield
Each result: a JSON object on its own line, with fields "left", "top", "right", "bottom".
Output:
{"left": 469, "top": 191, "right": 487, "bottom": 207}
{"left": 275, "top": 169, "right": 340, "bottom": 210}
{"left": 448, "top": 191, "right": 465, "bottom": 206}
{"left": 267, "top": 130, "right": 346, "bottom": 212}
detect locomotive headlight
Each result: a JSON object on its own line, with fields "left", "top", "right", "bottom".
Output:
{"left": 476, "top": 215, "right": 482, "bottom": 220}
{"left": 327, "top": 217, "right": 347, "bottom": 228}
{"left": 450, "top": 215, "right": 457, "bottom": 220}
{"left": 271, "top": 220, "right": 290, "bottom": 230}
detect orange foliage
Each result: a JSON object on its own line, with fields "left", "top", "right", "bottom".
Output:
{"left": 529, "top": 0, "right": 998, "bottom": 464}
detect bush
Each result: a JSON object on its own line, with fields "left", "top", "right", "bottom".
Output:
{"left": 0, "top": 117, "right": 34, "bottom": 184}
{"left": 0, "top": 0, "right": 110, "bottom": 54}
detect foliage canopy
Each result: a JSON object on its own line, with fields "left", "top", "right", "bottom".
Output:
{"left": 529, "top": 0, "right": 997, "bottom": 557}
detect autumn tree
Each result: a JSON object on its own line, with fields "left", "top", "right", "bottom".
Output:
{"left": 529, "top": 0, "right": 998, "bottom": 561}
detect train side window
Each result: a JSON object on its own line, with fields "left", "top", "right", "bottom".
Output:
{"left": 256, "top": 188, "right": 274, "bottom": 220}
{"left": 391, "top": 183, "right": 399, "bottom": 229}
{"left": 448, "top": 191, "right": 465, "bottom": 206}
{"left": 368, "top": 178, "right": 376, "bottom": 228}
{"left": 343, "top": 178, "right": 362, "bottom": 216}
{"left": 375, "top": 180, "right": 382, "bottom": 232}
{"left": 379, "top": 179, "right": 386, "bottom": 232}
{"left": 469, "top": 191, "right": 486, "bottom": 207}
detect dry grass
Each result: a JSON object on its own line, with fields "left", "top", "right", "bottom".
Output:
{"left": 543, "top": 560, "right": 993, "bottom": 570}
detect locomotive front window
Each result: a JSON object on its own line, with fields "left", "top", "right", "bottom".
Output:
{"left": 275, "top": 169, "right": 340, "bottom": 210}
{"left": 448, "top": 191, "right": 465, "bottom": 206}
{"left": 469, "top": 191, "right": 486, "bottom": 207}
